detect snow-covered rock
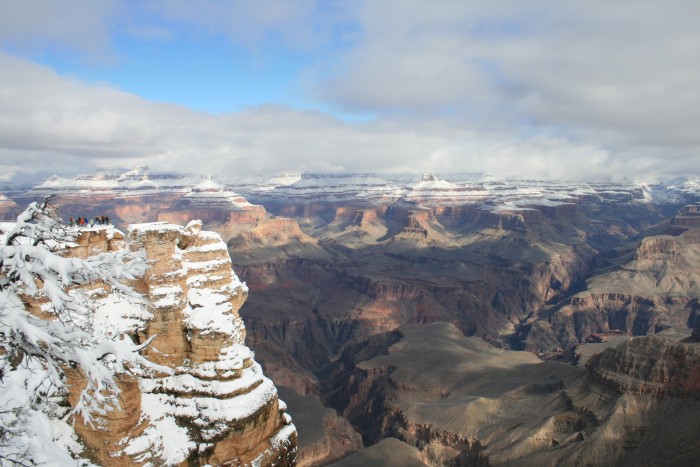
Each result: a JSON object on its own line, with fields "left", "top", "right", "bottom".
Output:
{"left": 58, "top": 222, "right": 297, "bottom": 466}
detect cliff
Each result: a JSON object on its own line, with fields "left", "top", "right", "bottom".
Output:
{"left": 325, "top": 323, "right": 700, "bottom": 466}
{"left": 157, "top": 186, "right": 268, "bottom": 228}
{"left": 66, "top": 222, "right": 297, "bottom": 466}
{"left": 586, "top": 336, "right": 700, "bottom": 396}
{"left": 521, "top": 214, "right": 700, "bottom": 355}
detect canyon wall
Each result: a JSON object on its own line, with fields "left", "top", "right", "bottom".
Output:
{"left": 8, "top": 172, "right": 700, "bottom": 465}
{"left": 324, "top": 323, "right": 700, "bottom": 466}
{"left": 65, "top": 223, "right": 297, "bottom": 466}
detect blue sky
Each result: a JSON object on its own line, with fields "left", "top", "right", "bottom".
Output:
{"left": 6, "top": 1, "right": 334, "bottom": 114}
{"left": 39, "top": 36, "right": 314, "bottom": 114}
{"left": 0, "top": 0, "right": 699, "bottom": 183}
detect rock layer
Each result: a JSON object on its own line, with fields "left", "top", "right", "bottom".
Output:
{"left": 587, "top": 336, "right": 700, "bottom": 396}
{"left": 65, "top": 223, "right": 297, "bottom": 466}
{"left": 326, "top": 323, "right": 700, "bottom": 466}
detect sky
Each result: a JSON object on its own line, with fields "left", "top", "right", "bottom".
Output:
{"left": 0, "top": 0, "right": 699, "bottom": 185}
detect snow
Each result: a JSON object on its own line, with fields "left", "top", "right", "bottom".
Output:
{"left": 186, "top": 242, "right": 228, "bottom": 253}
{"left": 151, "top": 284, "right": 184, "bottom": 295}
{"left": 20, "top": 169, "right": 700, "bottom": 219}
{"left": 411, "top": 173, "right": 457, "bottom": 191}
{"left": 0, "top": 344, "right": 96, "bottom": 466}
{"left": 136, "top": 372, "right": 279, "bottom": 452}
{"left": 193, "top": 178, "right": 225, "bottom": 191}
{"left": 141, "top": 361, "right": 264, "bottom": 397}
{"left": 123, "top": 415, "right": 195, "bottom": 466}
{"left": 24, "top": 168, "right": 209, "bottom": 199}
{"left": 182, "top": 343, "right": 253, "bottom": 379}
{"left": 411, "top": 179, "right": 457, "bottom": 190}
{"left": 92, "top": 292, "right": 151, "bottom": 335}
{"left": 185, "top": 257, "right": 230, "bottom": 273}
{"left": 186, "top": 273, "right": 226, "bottom": 287}
{"left": 181, "top": 189, "right": 256, "bottom": 209}
{"left": 130, "top": 221, "right": 184, "bottom": 233}
{"left": 240, "top": 172, "right": 663, "bottom": 212}
{"left": 2, "top": 203, "right": 287, "bottom": 465}
{"left": 153, "top": 293, "right": 185, "bottom": 308}
{"left": 266, "top": 173, "right": 302, "bottom": 186}
{"left": 184, "top": 289, "right": 236, "bottom": 334}
{"left": 179, "top": 233, "right": 248, "bottom": 336}
{"left": 197, "top": 230, "right": 224, "bottom": 241}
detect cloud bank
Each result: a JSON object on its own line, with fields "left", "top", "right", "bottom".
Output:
{"left": 0, "top": 1, "right": 698, "bottom": 184}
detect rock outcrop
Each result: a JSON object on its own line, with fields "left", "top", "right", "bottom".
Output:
{"left": 11, "top": 171, "right": 700, "bottom": 465}
{"left": 65, "top": 223, "right": 297, "bottom": 466}
{"left": 587, "top": 336, "right": 700, "bottom": 396}
{"left": 326, "top": 323, "right": 700, "bottom": 466}
{"left": 157, "top": 182, "right": 267, "bottom": 228}
{"left": 277, "top": 388, "right": 363, "bottom": 467}
{"left": 523, "top": 207, "right": 700, "bottom": 354}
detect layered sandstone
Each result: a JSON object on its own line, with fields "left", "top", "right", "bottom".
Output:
{"left": 670, "top": 202, "right": 700, "bottom": 228}
{"left": 521, "top": 207, "right": 700, "bottom": 354}
{"left": 13, "top": 171, "right": 700, "bottom": 466}
{"left": 326, "top": 323, "right": 700, "bottom": 466}
{"left": 65, "top": 222, "right": 297, "bottom": 466}
{"left": 157, "top": 184, "right": 267, "bottom": 228}
{"left": 586, "top": 336, "right": 700, "bottom": 396}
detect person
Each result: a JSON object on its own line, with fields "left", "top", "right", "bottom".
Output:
{"left": 69, "top": 217, "right": 74, "bottom": 226}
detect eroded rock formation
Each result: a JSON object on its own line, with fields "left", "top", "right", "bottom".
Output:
{"left": 65, "top": 223, "right": 297, "bottom": 466}
{"left": 523, "top": 205, "right": 700, "bottom": 354}
{"left": 325, "top": 323, "right": 700, "bottom": 466}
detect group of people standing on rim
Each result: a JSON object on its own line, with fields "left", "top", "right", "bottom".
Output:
{"left": 68, "top": 215, "right": 110, "bottom": 227}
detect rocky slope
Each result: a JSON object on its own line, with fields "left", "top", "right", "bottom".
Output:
{"left": 520, "top": 203, "right": 700, "bottom": 354}
{"left": 157, "top": 179, "right": 268, "bottom": 230}
{"left": 61, "top": 222, "right": 297, "bottom": 466}
{"left": 277, "top": 388, "right": 363, "bottom": 467}
{"left": 324, "top": 322, "right": 700, "bottom": 466}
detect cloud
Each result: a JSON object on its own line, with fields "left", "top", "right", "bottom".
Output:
{"left": 0, "top": 1, "right": 353, "bottom": 60}
{"left": 313, "top": 0, "right": 700, "bottom": 172}
{"left": 0, "top": 51, "right": 629, "bottom": 184}
{"left": 0, "top": 0, "right": 120, "bottom": 60}
{"left": 0, "top": 1, "right": 698, "bottom": 184}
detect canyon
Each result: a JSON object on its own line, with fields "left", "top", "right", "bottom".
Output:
{"left": 3, "top": 169, "right": 700, "bottom": 465}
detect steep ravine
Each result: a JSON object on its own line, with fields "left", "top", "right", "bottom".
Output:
{"left": 226, "top": 202, "right": 699, "bottom": 464}
{"left": 321, "top": 324, "right": 700, "bottom": 466}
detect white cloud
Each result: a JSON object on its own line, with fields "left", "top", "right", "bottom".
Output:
{"left": 0, "top": 52, "right": 626, "bottom": 183}
{"left": 313, "top": 1, "right": 700, "bottom": 169}
{"left": 0, "top": 1, "right": 698, "bottom": 183}
{"left": 0, "top": 0, "right": 120, "bottom": 60}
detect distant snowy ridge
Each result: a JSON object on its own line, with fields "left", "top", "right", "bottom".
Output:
{"left": 24, "top": 171, "right": 210, "bottom": 198}
{"left": 18, "top": 168, "right": 700, "bottom": 211}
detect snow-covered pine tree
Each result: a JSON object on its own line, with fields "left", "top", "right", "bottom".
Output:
{"left": 0, "top": 197, "right": 162, "bottom": 465}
